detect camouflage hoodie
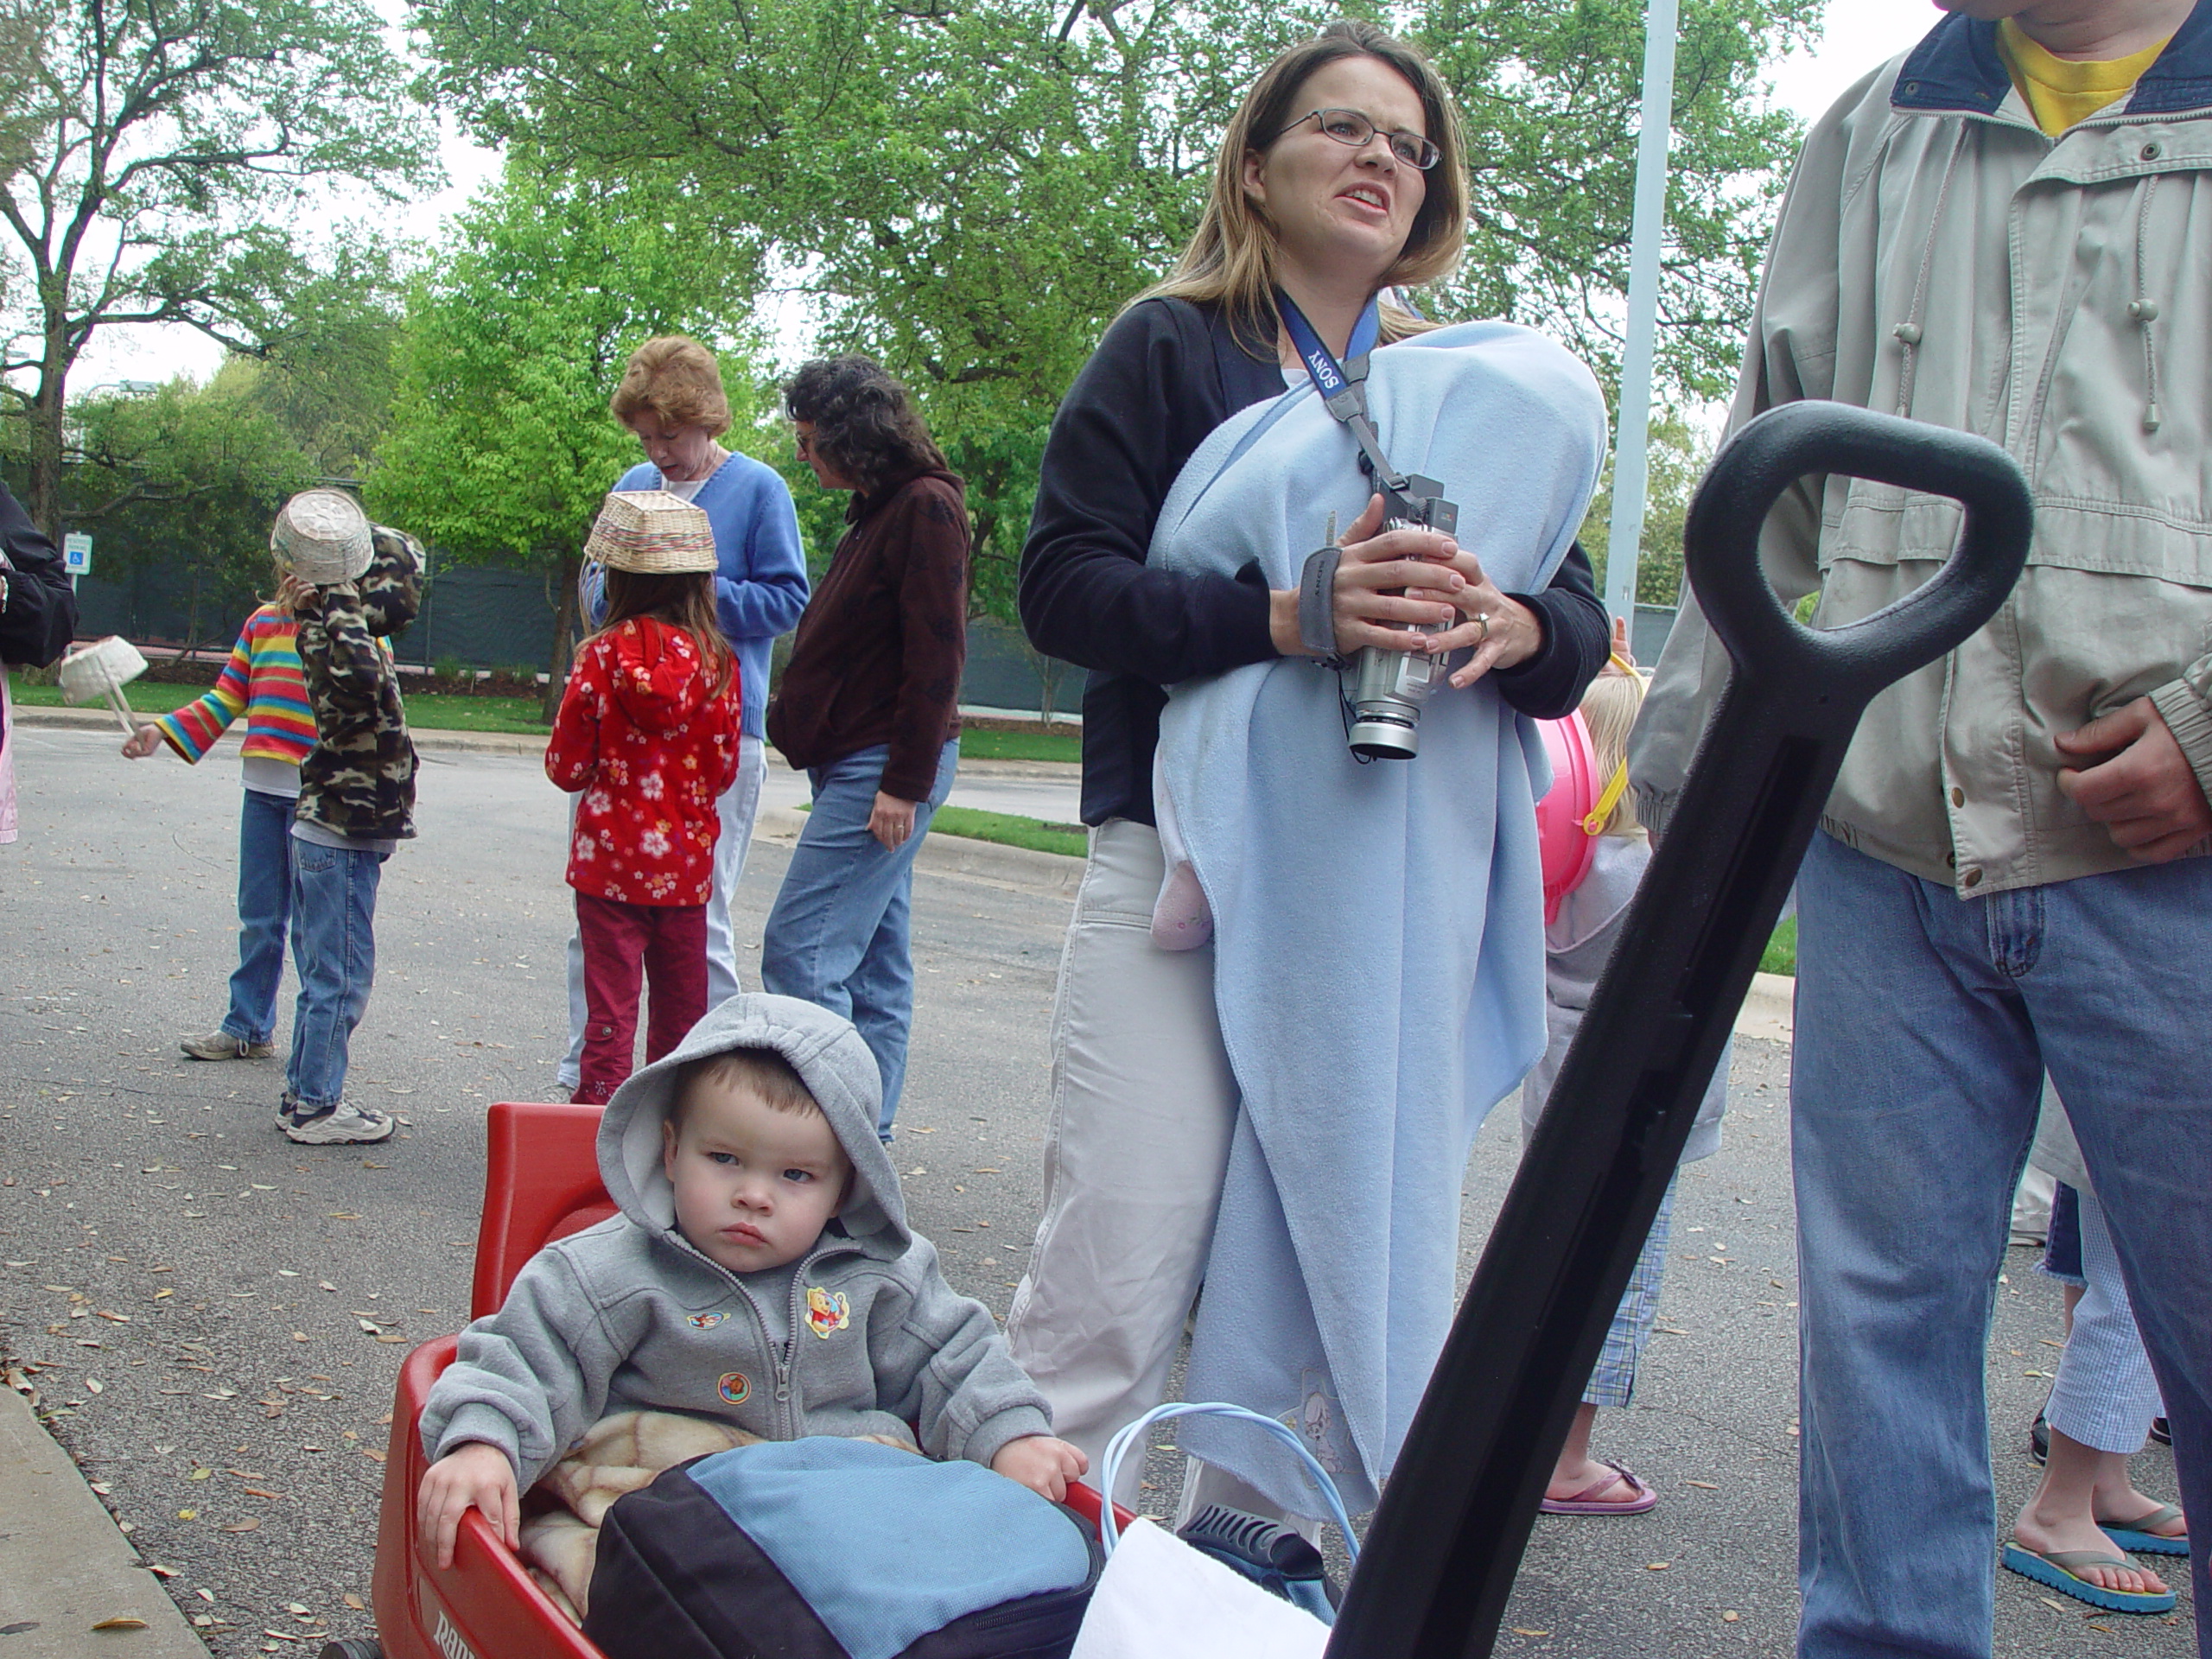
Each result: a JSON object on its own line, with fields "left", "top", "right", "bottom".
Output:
{"left": 294, "top": 524, "right": 423, "bottom": 841}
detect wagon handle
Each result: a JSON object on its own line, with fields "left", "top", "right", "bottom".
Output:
{"left": 1325, "top": 404, "right": 2031, "bottom": 1659}
{"left": 1687, "top": 400, "right": 2034, "bottom": 706}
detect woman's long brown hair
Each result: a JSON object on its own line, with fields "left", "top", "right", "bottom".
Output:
{"left": 589, "top": 569, "right": 734, "bottom": 699}
{"left": 1135, "top": 19, "right": 1470, "bottom": 356}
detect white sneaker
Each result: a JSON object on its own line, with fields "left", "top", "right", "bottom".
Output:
{"left": 283, "top": 1099, "right": 396, "bottom": 1145}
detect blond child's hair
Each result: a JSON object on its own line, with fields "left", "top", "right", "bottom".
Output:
{"left": 1578, "top": 664, "right": 1649, "bottom": 838}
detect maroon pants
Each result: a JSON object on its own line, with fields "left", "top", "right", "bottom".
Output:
{"left": 575, "top": 893, "right": 709, "bottom": 1104}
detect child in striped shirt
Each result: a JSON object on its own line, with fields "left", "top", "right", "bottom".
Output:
{"left": 123, "top": 593, "right": 315, "bottom": 1062}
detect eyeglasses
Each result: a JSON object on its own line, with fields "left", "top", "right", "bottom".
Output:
{"left": 1273, "top": 108, "right": 1440, "bottom": 172}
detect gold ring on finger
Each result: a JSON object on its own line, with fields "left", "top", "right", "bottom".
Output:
{"left": 1474, "top": 611, "right": 1490, "bottom": 645}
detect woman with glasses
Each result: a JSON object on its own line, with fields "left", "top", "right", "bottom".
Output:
{"left": 1010, "top": 20, "right": 1610, "bottom": 1530}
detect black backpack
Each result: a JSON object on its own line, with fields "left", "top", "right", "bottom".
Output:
{"left": 583, "top": 1438, "right": 1100, "bottom": 1659}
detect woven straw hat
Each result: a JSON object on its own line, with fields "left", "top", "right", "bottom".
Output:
{"left": 585, "top": 490, "right": 718, "bottom": 574}
{"left": 272, "top": 489, "right": 373, "bottom": 584}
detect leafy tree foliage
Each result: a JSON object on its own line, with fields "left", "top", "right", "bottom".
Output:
{"left": 365, "top": 162, "right": 761, "bottom": 715}
{"left": 15, "top": 371, "right": 317, "bottom": 642}
{"left": 1580, "top": 406, "right": 1715, "bottom": 609}
{"left": 0, "top": 0, "right": 435, "bottom": 537}
{"left": 410, "top": 0, "right": 1818, "bottom": 626}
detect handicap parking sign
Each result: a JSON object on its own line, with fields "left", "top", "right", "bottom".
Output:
{"left": 62, "top": 532, "right": 92, "bottom": 575}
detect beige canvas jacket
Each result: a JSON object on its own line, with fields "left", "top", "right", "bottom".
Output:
{"left": 1630, "top": 10, "right": 2212, "bottom": 894}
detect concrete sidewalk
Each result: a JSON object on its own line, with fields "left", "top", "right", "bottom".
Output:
{"left": 0, "top": 1382, "right": 208, "bottom": 1656}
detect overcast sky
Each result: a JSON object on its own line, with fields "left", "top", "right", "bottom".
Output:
{"left": 65, "top": 0, "right": 1948, "bottom": 391}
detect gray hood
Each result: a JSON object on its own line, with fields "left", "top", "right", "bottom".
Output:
{"left": 596, "top": 993, "right": 907, "bottom": 1253}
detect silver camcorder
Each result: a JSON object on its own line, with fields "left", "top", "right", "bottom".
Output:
{"left": 1346, "top": 477, "right": 1459, "bottom": 760}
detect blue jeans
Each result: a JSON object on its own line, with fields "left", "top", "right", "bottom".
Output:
{"left": 223, "top": 788, "right": 296, "bottom": 1046}
{"left": 284, "top": 837, "right": 386, "bottom": 1112}
{"left": 1793, "top": 831, "right": 2212, "bottom": 1659}
{"left": 761, "top": 741, "right": 957, "bottom": 1138}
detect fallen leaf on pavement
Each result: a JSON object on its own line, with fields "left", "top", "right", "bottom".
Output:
{"left": 146, "top": 1565, "right": 177, "bottom": 1579}
{"left": 91, "top": 1616, "right": 150, "bottom": 1630}
{"left": 219, "top": 1517, "right": 261, "bottom": 1533}
{"left": 85, "top": 1376, "right": 104, "bottom": 1393}
{"left": 342, "top": 1594, "right": 365, "bottom": 1611}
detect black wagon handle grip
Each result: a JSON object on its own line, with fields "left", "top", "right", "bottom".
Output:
{"left": 1688, "top": 401, "right": 2034, "bottom": 699}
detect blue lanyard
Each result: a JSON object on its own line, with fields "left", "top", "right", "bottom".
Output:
{"left": 1277, "top": 289, "right": 1382, "bottom": 407}
{"left": 1274, "top": 289, "right": 1411, "bottom": 499}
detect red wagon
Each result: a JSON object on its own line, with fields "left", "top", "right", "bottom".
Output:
{"left": 330, "top": 1099, "right": 1123, "bottom": 1659}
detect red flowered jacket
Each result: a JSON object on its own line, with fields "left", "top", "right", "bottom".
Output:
{"left": 545, "top": 619, "right": 742, "bottom": 906}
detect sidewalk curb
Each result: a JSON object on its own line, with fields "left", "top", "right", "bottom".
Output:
{"left": 12, "top": 707, "right": 1084, "bottom": 779}
{"left": 0, "top": 1383, "right": 208, "bottom": 1656}
{"left": 1739, "top": 971, "right": 1795, "bottom": 1043}
{"left": 14, "top": 705, "right": 1786, "bottom": 1027}
{"left": 753, "top": 806, "right": 1086, "bottom": 899}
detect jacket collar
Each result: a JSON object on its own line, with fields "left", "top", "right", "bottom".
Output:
{"left": 1895, "top": 1, "right": 2212, "bottom": 120}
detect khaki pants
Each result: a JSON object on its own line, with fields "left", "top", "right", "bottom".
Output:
{"left": 1006, "top": 819, "right": 1239, "bottom": 1508}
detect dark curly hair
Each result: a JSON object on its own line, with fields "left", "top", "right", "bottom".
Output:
{"left": 783, "top": 357, "right": 947, "bottom": 497}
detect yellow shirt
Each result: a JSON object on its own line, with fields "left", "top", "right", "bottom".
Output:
{"left": 1997, "top": 18, "right": 2171, "bottom": 137}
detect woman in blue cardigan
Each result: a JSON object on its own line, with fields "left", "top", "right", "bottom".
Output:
{"left": 555, "top": 337, "right": 812, "bottom": 1097}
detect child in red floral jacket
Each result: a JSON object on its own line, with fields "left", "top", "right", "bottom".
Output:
{"left": 547, "top": 492, "right": 744, "bottom": 1103}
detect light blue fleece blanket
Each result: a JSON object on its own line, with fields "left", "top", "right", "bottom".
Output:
{"left": 1153, "top": 321, "right": 1606, "bottom": 1513}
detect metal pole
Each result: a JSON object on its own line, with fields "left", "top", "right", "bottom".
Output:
{"left": 1603, "top": 0, "right": 1680, "bottom": 630}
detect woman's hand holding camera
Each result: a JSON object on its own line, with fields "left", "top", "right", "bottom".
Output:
{"left": 1269, "top": 493, "right": 1541, "bottom": 686}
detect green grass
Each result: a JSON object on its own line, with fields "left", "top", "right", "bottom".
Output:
{"left": 395, "top": 691, "right": 550, "bottom": 734}
{"left": 955, "top": 727, "right": 1082, "bottom": 764}
{"left": 10, "top": 677, "right": 556, "bottom": 734}
{"left": 1761, "top": 915, "right": 1797, "bottom": 977}
{"left": 929, "top": 805, "right": 1085, "bottom": 858}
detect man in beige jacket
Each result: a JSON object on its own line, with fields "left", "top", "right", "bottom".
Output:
{"left": 1630, "top": 1, "right": 2212, "bottom": 1653}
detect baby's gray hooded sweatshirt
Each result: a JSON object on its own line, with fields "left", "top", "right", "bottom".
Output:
{"left": 420, "top": 995, "right": 1052, "bottom": 1490}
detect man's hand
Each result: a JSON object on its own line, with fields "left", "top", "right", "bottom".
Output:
{"left": 120, "top": 723, "right": 162, "bottom": 759}
{"left": 869, "top": 791, "right": 919, "bottom": 851}
{"left": 417, "top": 1441, "right": 520, "bottom": 1568}
{"left": 2055, "top": 696, "right": 2212, "bottom": 861}
{"left": 990, "top": 1434, "right": 1089, "bottom": 1503}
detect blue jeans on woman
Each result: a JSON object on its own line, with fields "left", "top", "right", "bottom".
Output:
{"left": 284, "top": 836, "right": 386, "bottom": 1114}
{"left": 761, "top": 741, "right": 957, "bottom": 1138}
{"left": 1792, "top": 830, "right": 2212, "bottom": 1659}
{"left": 222, "top": 788, "right": 296, "bottom": 1046}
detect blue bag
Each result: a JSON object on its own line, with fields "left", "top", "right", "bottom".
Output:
{"left": 582, "top": 1437, "right": 1099, "bottom": 1659}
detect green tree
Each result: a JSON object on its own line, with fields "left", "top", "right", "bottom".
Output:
{"left": 366, "top": 163, "right": 760, "bottom": 717}
{"left": 0, "top": 0, "right": 436, "bottom": 538}
{"left": 1580, "top": 406, "right": 1715, "bottom": 609}
{"left": 54, "top": 372, "right": 316, "bottom": 641}
{"left": 410, "top": 0, "right": 1817, "bottom": 622}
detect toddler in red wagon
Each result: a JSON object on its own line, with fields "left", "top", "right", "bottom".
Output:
{"left": 547, "top": 491, "right": 744, "bottom": 1103}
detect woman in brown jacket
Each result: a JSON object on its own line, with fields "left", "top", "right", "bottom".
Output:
{"left": 763, "top": 357, "right": 969, "bottom": 1141}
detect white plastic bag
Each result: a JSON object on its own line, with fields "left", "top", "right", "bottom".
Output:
{"left": 1071, "top": 1401, "right": 1351, "bottom": 1659}
{"left": 1071, "top": 1518, "right": 1329, "bottom": 1659}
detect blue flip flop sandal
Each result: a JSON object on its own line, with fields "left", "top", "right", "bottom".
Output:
{"left": 2002, "top": 1543, "right": 2177, "bottom": 1614}
{"left": 2100, "top": 1503, "right": 2190, "bottom": 1557}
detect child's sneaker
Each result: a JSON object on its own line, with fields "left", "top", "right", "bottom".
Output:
{"left": 181, "top": 1029, "right": 275, "bottom": 1061}
{"left": 281, "top": 1096, "right": 395, "bottom": 1145}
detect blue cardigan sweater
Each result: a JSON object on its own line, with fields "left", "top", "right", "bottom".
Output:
{"left": 604, "top": 454, "right": 811, "bottom": 739}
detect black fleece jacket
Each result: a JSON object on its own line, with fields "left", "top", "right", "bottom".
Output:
{"left": 1019, "top": 296, "right": 1610, "bottom": 827}
{"left": 0, "top": 482, "right": 78, "bottom": 671}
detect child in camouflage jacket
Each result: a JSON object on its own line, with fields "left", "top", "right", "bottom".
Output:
{"left": 272, "top": 490, "right": 424, "bottom": 1145}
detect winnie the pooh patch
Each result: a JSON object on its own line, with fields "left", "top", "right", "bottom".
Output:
{"left": 804, "top": 1285, "right": 850, "bottom": 1338}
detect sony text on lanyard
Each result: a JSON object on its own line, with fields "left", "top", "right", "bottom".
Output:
{"left": 1275, "top": 289, "right": 1458, "bottom": 537}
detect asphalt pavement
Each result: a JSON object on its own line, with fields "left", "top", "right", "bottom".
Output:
{"left": 0, "top": 724, "right": 2192, "bottom": 1657}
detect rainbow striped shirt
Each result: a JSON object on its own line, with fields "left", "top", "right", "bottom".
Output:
{"left": 156, "top": 606, "right": 315, "bottom": 767}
